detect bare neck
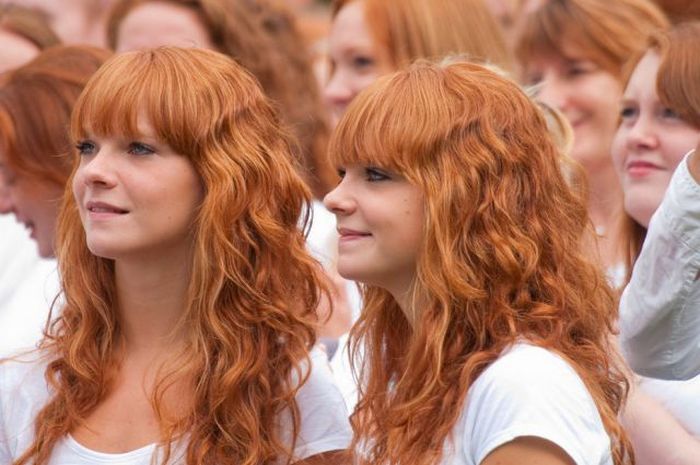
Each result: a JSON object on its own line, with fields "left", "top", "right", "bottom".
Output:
{"left": 114, "top": 248, "right": 193, "bottom": 354}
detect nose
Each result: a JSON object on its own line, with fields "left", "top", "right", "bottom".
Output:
{"left": 76, "top": 148, "right": 117, "bottom": 189}
{"left": 626, "top": 115, "right": 658, "bottom": 151}
{"left": 324, "top": 68, "right": 354, "bottom": 112}
{"left": 323, "top": 179, "right": 355, "bottom": 216}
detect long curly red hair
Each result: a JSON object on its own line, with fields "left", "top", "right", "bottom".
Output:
{"left": 16, "top": 47, "right": 325, "bottom": 465}
{"left": 329, "top": 60, "right": 632, "bottom": 465}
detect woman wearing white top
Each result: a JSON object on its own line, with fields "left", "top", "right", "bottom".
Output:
{"left": 609, "top": 22, "right": 700, "bottom": 465}
{"left": 324, "top": 59, "right": 631, "bottom": 465}
{"left": 0, "top": 47, "right": 351, "bottom": 465}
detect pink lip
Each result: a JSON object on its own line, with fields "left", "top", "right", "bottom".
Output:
{"left": 85, "top": 200, "right": 129, "bottom": 219}
{"left": 626, "top": 160, "right": 662, "bottom": 178}
{"left": 337, "top": 227, "right": 371, "bottom": 242}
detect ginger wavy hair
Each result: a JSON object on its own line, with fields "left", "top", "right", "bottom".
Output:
{"left": 516, "top": 0, "right": 668, "bottom": 81}
{"left": 617, "top": 21, "right": 700, "bottom": 282}
{"left": 16, "top": 47, "right": 323, "bottom": 465}
{"left": 0, "top": 45, "right": 109, "bottom": 186}
{"left": 329, "top": 60, "right": 632, "bottom": 465}
{"left": 107, "top": 0, "right": 336, "bottom": 198}
{"left": 331, "top": 0, "right": 514, "bottom": 74}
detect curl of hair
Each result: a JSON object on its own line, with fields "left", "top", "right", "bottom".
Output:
{"left": 617, "top": 21, "right": 700, "bottom": 282}
{"left": 332, "top": 0, "right": 514, "bottom": 74}
{"left": 17, "top": 47, "right": 323, "bottom": 465}
{"left": 329, "top": 60, "right": 632, "bottom": 465}
{"left": 516, "top": 0, "right": 668, "bottom": 80}
{"left": 107, "top": 0, "right": 336, "bottom": 198}
{"left": 0, "top": 45, "right": 110, "bottom": 185}
{"left": 0, "top": 4, "right": 60, "bottom": 50}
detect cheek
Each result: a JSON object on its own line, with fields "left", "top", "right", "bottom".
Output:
{"left": 610, "top": 128, "right": 627, "bottom": 174}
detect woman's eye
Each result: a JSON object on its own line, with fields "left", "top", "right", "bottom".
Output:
{"left": 336, "top": 168, "right": 346, "bottom": 179}
{"left": 75, "top": 140, "right": 96, "bottom": 156}
{"left": 365, "top": 167, "right": 390, "bottom": 181}
{"left": 353, "top": 55, "right": 374, "bottom": 69}
{"left": 620, "top": 106, "right": 637, "bottom": 120}
{"left": 128, "top": 142, "right": 155, "bottom": 155}
{"left": 660, "top": 107, "right": 680, "bottom": 120}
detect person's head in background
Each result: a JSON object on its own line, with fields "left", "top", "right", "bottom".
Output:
{"left": 3, "top": 0, "right": 114, "bottom": 46}
{"left": 108, "top": 0, "right": 336, "bottom": 198}
{"left": 0, "top": 4, "right": 60, "bottom": 222}
{"left": 611, "top": 21, "right": 700, "bottom": 277}
{"left": 0, "top": 45, "right": 111, "bottom": 257}
{"left": 0, "top": 3, "right": 59, "bottom": 74}
{"left": 516, "top": 0, "right": 668, "bottom": 267}
{"left": 325, "top": 0, "right": 513, "bottom": 127}
{"left": 517, "top": 0, "right": 668, "bottom": 177}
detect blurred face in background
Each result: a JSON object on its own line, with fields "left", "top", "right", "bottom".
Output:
{"left": 115, "top": 1, "right": 215, "bottom": 52}
{"left": 0, "top": 28, "right": 39, "bottom": 74}
{"left": 611, "top": 51, "right": 700, "bottom": 227}
{"left": 9, "top": 0, "right": 114, "bottom": 46}
{"left": 0, "top": 161, "right": 63, "bottom": 257}
{"left": 324, "top": 0, "right": 392, "bottom": 126}
{"left": 524, "top": 43, "right": 622, "bottom": 173}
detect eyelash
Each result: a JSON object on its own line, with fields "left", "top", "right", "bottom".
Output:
{"left": 128, "top": 142, "right": 155, "bottom": 155}
{"left": 75, "top": 141, "right": 156, "bottom": 156}
{"left": 76, "top": 140, "right": 96, "bottom": 156}
{"left": 335, "top": 167, "right": 391, "bottom": 182}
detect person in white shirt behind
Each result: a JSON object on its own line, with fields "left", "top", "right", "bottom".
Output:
{"left": 616, "top": 21, "right": 700, "bottom": 381}
{"left": 0, "top": 43, "right": 107, "bottom": 355}
{"left": 609, "top": 21, "right": 700, "bottom": 465}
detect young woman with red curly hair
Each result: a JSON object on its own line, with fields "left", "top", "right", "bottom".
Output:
{"left": 0, "top": 47, "right": 351, "bottom": 465}
{"left": 324, "top": 60, "right": 631, "bottom": 465}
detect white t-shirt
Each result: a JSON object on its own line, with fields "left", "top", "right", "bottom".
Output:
{"left": 441, "top": 343, "right": 613, "bottom": 465}
{"left": 0, "top": 217, "right": 59, "bottom": 357}
{"left": 0, "top": 346, "right": 352, "bottom": 464}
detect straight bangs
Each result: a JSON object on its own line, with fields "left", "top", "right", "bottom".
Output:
{"left": 71, "top": 49, "right": 227, "bottom": 162}
{"left": 328, "top": 69, "right": 454, "bottom": 182}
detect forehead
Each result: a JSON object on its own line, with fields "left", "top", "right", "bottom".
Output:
{"left": 624, "top": 52, "right": 659, "bottom": 98}
{"left": 329, "top": 1, "right": 374, "bottom": 49}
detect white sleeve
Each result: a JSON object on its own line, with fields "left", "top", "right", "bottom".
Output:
{"left": 620, "top": 151, "right": 700, "bottom": 380}
{"left": 0, "top": 364, "right": 12, "bottom": 464}
{"left": 285, "top": 347, "right": 352, "bottom": 461}
{"left": 462, "top": 346, "right": 612, "bottom": 465}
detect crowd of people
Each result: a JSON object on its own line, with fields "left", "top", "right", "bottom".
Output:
{"left": 0, "top": 0, "right": 698, "bottom": 464}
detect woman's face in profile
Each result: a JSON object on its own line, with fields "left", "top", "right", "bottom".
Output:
{"left": 324, "top": 0, "right": 392, "bottom": 127}
{"left": 115, "top": 1, "right": 215, "bottom": 52}
{"left": 611, "top": 51, "right": 700, "bottom": 227}
{"left": 71, "top": 115, "right": 203, "bottom": 260}
{"left": 323, "top": 163, "right": 424, "bottom": 295}
{"left": 0, "top": 160, "right": 64, "bottom": 258}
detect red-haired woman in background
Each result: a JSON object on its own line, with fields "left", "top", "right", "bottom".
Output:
{"left": 611, "top": 23, "right": 700, "bottom": 464}
{"left": 0, "top": 47, "right": 351, "bottom": 465}
{"left": 325, "top": 59, "right": 631, "bottom": 465}
{"left": 516, "top": 0, "right": 668, "bottom": 274}
{"left": 325, "top": 0, "right": 513, "bottom": 127}
{"left": 0, "top": 44, "right": 105, "bottom": 354}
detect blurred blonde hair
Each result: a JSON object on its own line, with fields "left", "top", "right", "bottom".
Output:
{"left": 517, "top": 0, "right": 668, "bottom": 80}
{"left": 332, "top": 0, "right": 514, "bottom": 73}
